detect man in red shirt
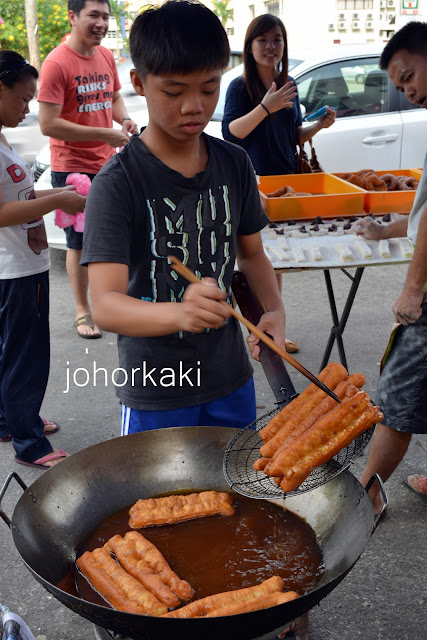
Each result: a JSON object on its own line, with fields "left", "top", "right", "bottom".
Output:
{"left": 38, "top": 0, "right": 138, "bottom": 338}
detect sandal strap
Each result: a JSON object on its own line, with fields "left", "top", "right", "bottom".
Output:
{"left": 75, "top": 313, "right": 95, "bottom": 329}
{"left": 419, "top": 476, "right": 427, "bottom": 495}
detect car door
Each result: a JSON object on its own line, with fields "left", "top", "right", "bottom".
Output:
{"left": 397, "top": 91, "right": 427, "bottom": 168}
{"left": 295, "top": 56, "right": 402, "bottom": 172}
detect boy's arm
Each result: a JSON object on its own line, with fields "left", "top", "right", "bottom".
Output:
{"left": 88, "top": 262, "right": 231, "bottom": 337}
{"left": 0, "top": 185, "right": 85, "bottom": 228}
{"left": 392, "top": 204, "right": 427, "bottom": 325}
{"left": 236, "top": 231, "right": 286, "bottom": 360}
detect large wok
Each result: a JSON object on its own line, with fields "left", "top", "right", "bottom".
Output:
{"left": 0, "top": 427, "right": 379, "bottom": 640}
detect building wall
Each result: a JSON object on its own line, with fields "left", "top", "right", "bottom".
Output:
{"left": 225, "top": 0, "right": 427, "bottom": 53}
{"left": 101, "top": 0, "right": 427, "bottom": 61}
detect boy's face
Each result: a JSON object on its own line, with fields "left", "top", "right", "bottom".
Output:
{"left": 388, "top": 48, "right": 427, "bottom": 108}
{"left": 69, "top": 0, "right": 110, "bottom": 49}
{"left": 131, "top": 68, "right": 223, "bottom": 142}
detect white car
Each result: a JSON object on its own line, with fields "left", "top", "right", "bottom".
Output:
{"left": 37, "top": 45, "right": 427, "bottom": 249}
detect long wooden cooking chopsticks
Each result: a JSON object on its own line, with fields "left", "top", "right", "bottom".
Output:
{"left": 168, "top": 256, "right": 341, "bottom": 404}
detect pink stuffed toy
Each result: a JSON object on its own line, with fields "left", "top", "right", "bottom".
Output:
{"left": 54, "top": 173, "right": 91, "bottom": 232}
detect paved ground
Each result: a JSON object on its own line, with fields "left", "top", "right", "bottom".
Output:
{"left": 0, "top": 249, "right": 426, "bottom": 640}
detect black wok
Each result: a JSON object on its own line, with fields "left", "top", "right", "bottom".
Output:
{"left": 0, "top": 427, "right": 380, "bottom": 640}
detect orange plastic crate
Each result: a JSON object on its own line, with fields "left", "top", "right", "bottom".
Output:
{"left": 349, "top": 169, "right": 422, "bottom": 214}
{"left": 258, "top": 173, "right": 365, "bottom": 221}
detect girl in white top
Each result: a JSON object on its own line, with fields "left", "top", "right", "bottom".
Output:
{"left": 0, "top": 50, "right": 86, "bottom": 468}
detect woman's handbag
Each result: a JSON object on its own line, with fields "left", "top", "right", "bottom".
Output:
{"left": 295, "top": 139, "right": 324, "bottom": 173}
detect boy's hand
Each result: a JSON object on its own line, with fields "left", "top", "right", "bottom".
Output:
{"left": 246, "top": 310, "right": 286, "bottom": 361}
{"left": 180, "top": 279, "right": 231, "bottom": 333}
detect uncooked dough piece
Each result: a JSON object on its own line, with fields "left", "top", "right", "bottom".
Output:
{"left": 398, "top": 238, "right": 413, "bottom": 258}
{"left": 378, "top": 239, "right": 391, "bottom": 258}
{"left": 292, "top": 247, "right": 307, "bottom": 263}
{"left": 309, "top": 244, "right": 322, "bottom": 261}
{"left": 290, "top": 229, "right": 310, "bottom": 238}
{"left": 336, "top": 243, "right": 354, "bottom": 262}
{"left": 276, "top": 236, "right": 289, "bottom": 250}
{"left": 266, "top": 246, "right": 291, "bottom": 262}
{"left": 354, "top": 238, "right": 373, "bottom": 259}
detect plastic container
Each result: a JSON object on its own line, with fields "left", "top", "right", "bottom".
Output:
{"left": 336, "top": 169, "right": 422, "bottom": 214}
{"left": 258, "top": 173, "right": 366, "bottom": 221}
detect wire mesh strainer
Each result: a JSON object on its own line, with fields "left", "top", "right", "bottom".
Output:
{"left": 223, "top": 406, "right": 375, "bottom": 499}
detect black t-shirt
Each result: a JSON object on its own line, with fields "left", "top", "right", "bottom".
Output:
{"left": 82, "top": 133, "right": 269, "bottom": 410}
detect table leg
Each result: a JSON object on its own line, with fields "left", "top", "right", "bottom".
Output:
{"left": 320, "top": 267, "right": 364, "bottom": 372}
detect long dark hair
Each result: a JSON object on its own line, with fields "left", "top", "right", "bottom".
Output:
{"left": 243, "top": 14, "right": 288, "bottom": 107}
{"left": 0, "top": 50, "right": 38, "bottom": 88}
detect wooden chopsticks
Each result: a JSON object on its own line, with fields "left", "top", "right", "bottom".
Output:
{"left": 168, "top": 256, "right": 341, "bottom": 404}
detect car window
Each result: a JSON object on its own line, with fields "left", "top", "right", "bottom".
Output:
{"left": 297, "top": 57, "right": 390, "bottom": 119}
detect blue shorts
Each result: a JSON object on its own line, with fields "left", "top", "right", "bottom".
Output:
{"left": 51, "top": 170, "right": 96, "bottom": 250}
{"left": 121, "top": 378, "right": 256, "bottom": 435}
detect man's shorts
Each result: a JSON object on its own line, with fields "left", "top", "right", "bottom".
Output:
{"left": 121, "top": 377, "right": 256, "bottom": 435}
{"left": 51, "top": 170, "right": 96, "bottom": 250}
{"left": 375, "top": 302, "right": 427, "bottom": 434}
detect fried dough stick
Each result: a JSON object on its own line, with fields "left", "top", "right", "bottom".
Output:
{"left": 106, "top": 532, "right": 192, "bottom": 607}
{"left": 265, "top": 392, "right": 383, "bottom": 490}
{"left": 76, "top": 547, "right": 168, "bottom": 616}
{"left": 260, "top": 366, "right": 349, "bottom": 459}
{"left": 129, "top": 491, "right": 235, "bottom": 529}
{"left": 163, "top": 576, "right": 285, "bottom": 618}
{"left": 205, "top": 590, "right": 300, "bottom": 617}
{"left": 254, "top": 374, "right": 366, "bottom": 474}
{"left": 259, "top": 362, "right": 347, "bottom": 443}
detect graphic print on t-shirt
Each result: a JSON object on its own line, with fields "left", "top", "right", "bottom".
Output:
{"left": 7, "top": 161, "right": 48, "bottom": 255}
{"left": 145, "top": 185, "right": 233, "bottom": 305}
{"left": 75, "top": 71, "right": 113, "bottom": 114}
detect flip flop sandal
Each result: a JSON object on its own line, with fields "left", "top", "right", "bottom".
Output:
{"left": 15, "top": 449, "right": 68, "bottom": 470}
{"left": 74, "top": 313, "right": 102, "bottom": 339}
{"left": 1, "top": 420, "right": 59, "bottom": 442}
{"left": 285, "top": 339, "right": 299, "bottom": 353}
{"left": 41, "top": 418, "right": 60, "bottom": 435}
{"left": 403, "top": 475, "right": 427, "bottom": 501}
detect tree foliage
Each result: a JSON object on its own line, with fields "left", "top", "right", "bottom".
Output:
{"left": 212, "top": 0, "right": 233, "bottom": 27}
{"left": 0, "top": 0, "right": 69, "bottom": 61}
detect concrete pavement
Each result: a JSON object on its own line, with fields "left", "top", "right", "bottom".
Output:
{"left": 0, "top": 249, "right": 425, "bottom": 640}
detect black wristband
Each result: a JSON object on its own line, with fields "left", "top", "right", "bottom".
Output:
{"left": 120, "top": 116, "right": 131, "bottom": 125}
{"left": 260, "top": 102, "right": 270, "bottom": 115}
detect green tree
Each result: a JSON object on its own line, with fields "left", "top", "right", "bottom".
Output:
{"left": 109, "top": 0, "right": 131, "bottom": 61}
{"left": 0, "top": 0, "right": 69, "bottom": 62}
{"left": 212, "top": 0, "right": 233, "bottom": 28}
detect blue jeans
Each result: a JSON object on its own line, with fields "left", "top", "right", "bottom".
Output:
{"left": 121, "top": 378, "right": 256, "bottom": 434}
{"left": 0, "top": 272, "right": 53, "bottom": 461}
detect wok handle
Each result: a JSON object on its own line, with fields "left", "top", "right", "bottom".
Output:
{"left": 365, "top": 473, "right": 388, "bottom": 533}
{"left": 0, "top": 472, "right": 27, "bottom": 528}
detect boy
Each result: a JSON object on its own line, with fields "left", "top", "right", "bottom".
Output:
{"left": 81, "top": 0, "right": 286, "bottom": 434}
{"left": 357, "top": 21, "right": 427, "bottom": 511}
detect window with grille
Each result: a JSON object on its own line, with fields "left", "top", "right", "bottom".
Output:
{"left": 264, "top": 1, "right": 280, "bottom": 16}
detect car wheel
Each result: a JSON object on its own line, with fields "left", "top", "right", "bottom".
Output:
{"left": 355, "top": 73, "right": 365, "bottom": 84}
